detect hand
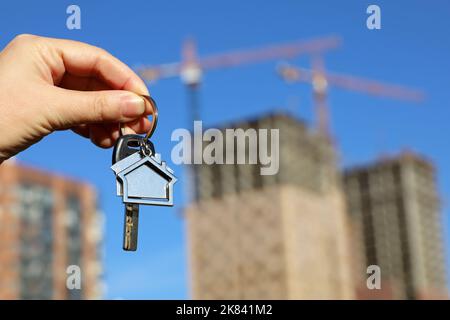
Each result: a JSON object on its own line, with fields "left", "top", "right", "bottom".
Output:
{"left": 0, "top": 34, "right": 153, "bottom": 163}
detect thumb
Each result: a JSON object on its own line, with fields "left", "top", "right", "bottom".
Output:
{"left": 48, "top": 88, "right": 146, "bottom": 129}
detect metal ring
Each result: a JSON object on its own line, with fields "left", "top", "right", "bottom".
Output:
{"left": 142, "top": 95, "right": 158, "bottom": 143}
{"left": 139, "top": 139, "right": 153, "bottom": 157}
{"left": 118, "top": 95, "right": 158, "bottom": 141}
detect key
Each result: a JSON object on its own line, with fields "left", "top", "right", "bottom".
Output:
{"left": 112, "top": 137, "right": 176, "bottom": 251}
{"left": 112, "top": 134, "right": 154, "bottom": 251}
{"left": 123, "top": 203, "right": 139, "bottom": 251}
{"left": 111, "top": 94, "right": 177, "bottom": 252}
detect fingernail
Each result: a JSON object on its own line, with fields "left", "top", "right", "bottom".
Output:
{"left": 120, "top": 94, "right": 145, "bottom": 118}
{"left": 122, "top": 125, "right": 136, "bottom": 135}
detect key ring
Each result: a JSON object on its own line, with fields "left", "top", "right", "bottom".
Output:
{"left": 118, "top": 94, "right": 158, "bottom": 141}
{"left": 142, "top": 95, "right": 158, "bottom": 143}
{"left": 118, "top": 95, "right": 158, "bottom": 157}
{"left": 140, "top": 95, "right": 158, "bottom": 156}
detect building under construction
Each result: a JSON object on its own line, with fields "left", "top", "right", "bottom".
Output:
{"left": 343, "top": 153, "right": 448, "bottom": 299}
{"left": 185, "top": 113, "right": 354, "bottom": 299}
{"left": 0, "top": 160, "right": 102, "bottom": 299}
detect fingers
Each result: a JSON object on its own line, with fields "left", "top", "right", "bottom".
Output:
{"left": 71, "top": 124, "right": 90, "bottom": 138}
{"left": 123, "top": 116, "right": 152, "bottom": 134}
{"left": 59, "top": 73, "right": 111, "bottom": 91}
{"left": 35, "top": 36, "right": 156, "bottom": 145}
{"left": 43, "top": 36, "right": 149, "bottom": 95}
{"left": 60, "top": 74, "right": 156, "bottom": 116}
{"left": 71, "top": 117, "right": 152, "bottom": 148}
{"left": 89, "top": 124, "right": 118, "bottom": 148}
{"left": 48, "top": 88, "right": 147, "bottom": 129}
{"left": 88, "top": 118, "right": 152, "bottom": 148}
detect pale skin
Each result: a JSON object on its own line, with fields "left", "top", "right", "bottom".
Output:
{"left": 0, "top": 34, "right": 153, "bottom": 164}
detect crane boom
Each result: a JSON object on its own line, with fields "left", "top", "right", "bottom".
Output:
{"left": 277, "top": 64, "right": 425, "bottom": 102}
{"left": 199, "top": 36, "right": 341, "bottom": 70}
{"left": 277, "top": 62, "right": 425, "bottom": 138}
{"left": 137, "top": 36, "right": 341, "bottom": 82}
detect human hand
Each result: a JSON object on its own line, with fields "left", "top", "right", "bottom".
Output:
{"left": 0, "top": 34, "right": 153, "bottom": 163}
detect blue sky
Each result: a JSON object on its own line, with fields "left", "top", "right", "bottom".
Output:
{"left": 1, "top": 0, "right": 450, "bottom": 299}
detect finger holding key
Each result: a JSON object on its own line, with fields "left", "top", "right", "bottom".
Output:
{"left": 0, "top": 34, "right": 150, "bottom": 161}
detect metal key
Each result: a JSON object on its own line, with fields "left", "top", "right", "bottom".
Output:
{"left": 111, "top": 95, "right": 177, "bottom": 252}
{"left": 112, "top": 134, "right": 154, "bottom": 251}
{"left": 123, "top": 203, "right": 139, "bottom": 251}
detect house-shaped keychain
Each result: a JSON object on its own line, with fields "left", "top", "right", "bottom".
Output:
{"left": 112, "top": 152, "right": 177, "bottom": 206}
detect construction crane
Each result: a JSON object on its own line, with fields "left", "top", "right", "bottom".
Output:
{"left": 136, "top": 36, "right": 341, "bottom": 124}
{"left": 136, "top": 36, "right": 341, "bottom": 202}
{"left": 277, "top": 61, "right": 425, "bottom": 137}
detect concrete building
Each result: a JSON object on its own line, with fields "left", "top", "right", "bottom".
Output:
{"left": 0, "top": 160, "right": 102, "bottom": 299}
{"left": 343, "top": 152, "right": 447, "bottom": 299}
{"left": 185, "top": 113, "right": 354, "bottom": 299}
